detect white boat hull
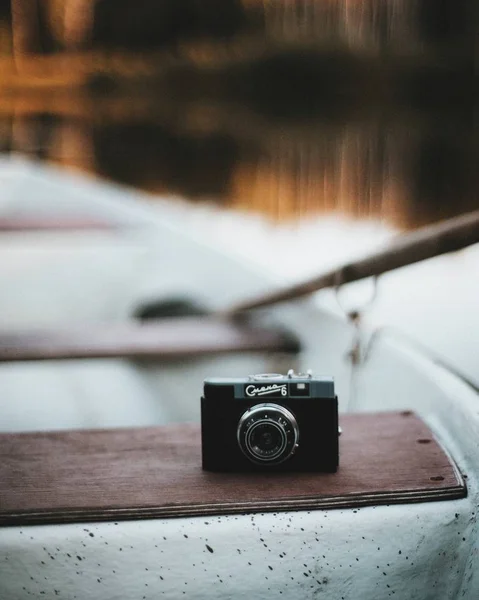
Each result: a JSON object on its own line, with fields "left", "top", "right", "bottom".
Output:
{"left": 0, "top": 161, "right": 478, "bottom": 599}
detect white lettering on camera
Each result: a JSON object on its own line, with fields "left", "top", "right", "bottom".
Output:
{"left": 245, "top": 384, "right": 287, "bottom": 397}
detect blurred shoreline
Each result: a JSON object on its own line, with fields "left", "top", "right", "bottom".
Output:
{"left": 0, "top": 0, "right": 476, "bottom": 227}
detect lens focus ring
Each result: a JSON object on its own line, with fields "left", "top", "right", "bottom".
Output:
{"left": 237, "top": 403, "right": 299, "bottom": 465}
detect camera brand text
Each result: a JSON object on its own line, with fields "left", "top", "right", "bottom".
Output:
{"left": 245, "top": 384, "right": 287, "bottom": 397}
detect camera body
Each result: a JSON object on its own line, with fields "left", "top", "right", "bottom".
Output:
{"left": 201, "top": 372, "right": 338, "bottom": 472}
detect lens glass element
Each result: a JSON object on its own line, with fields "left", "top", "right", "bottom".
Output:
{"left": 248, "top": 421, "right": 285, "bottom": 460}
{"left": 237, "top": 403, "right": 299, "bottom": 465}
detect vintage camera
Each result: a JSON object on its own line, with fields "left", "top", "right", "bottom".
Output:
{"left": 201, "top": 370, "right": 338, "bottom": 472}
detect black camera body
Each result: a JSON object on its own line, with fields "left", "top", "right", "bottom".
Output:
{"left": 201, "top": 371, "right": 339, "bottom": 472}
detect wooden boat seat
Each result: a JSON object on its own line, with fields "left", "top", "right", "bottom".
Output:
{"left": 0, "top": 411, "right": 466, "bottom": 526}
{"left": 0, "top": 317, "right": 299, "bottom": 362}
{"left": 0, "top": 216, "right": 122, "bottom": 232}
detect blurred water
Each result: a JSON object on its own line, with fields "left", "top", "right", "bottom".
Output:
{"left": 0, "top": 0, "right": 476, "bottom": 229}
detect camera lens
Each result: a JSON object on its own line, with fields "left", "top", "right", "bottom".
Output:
{"left": 248, "top": 422, "right": 285, "bottom": 460}
{"left": 237, "top": 403, "right": 299, "bottom": 465}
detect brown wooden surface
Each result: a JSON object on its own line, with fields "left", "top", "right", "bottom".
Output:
{"left": 0, "top": 217, "right": 120, "bottom": 232}
{"left": 0, "top": 412, "right": 466, "bottom": 526}
{"left": 0, "top": 317, "right": 297, "bottom": 362}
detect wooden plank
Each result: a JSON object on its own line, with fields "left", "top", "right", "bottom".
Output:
{"left": 0, "top": 217, "right": 120, "bottom": 232}
{"left": 0, "top": 412, "right": 466, "bottom": 526}
{"left": 0, "top": 317, "right": 298, "bottom": 362}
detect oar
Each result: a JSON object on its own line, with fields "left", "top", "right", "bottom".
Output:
{"left": 224, "top": 210, "right": 479, "bottom": 315}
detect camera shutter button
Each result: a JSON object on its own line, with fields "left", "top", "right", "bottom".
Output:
{"left": 251, "top": 373, "right": 284, "bottom": 381}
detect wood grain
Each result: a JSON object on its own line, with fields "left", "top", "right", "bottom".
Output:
{"left": 0, "top": 412, "right": 466, "bottom": 526}
{"left": 0, "top": 317, "right": 298, "bottom": 362}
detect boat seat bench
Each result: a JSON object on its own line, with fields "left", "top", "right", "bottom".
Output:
{"left": 0, "top": 317, "right": 300, "bottom": 362}
{"left": 0, "top": 411, "right": 466, "bottom": 527}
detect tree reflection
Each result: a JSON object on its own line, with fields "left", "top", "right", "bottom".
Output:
{"left": 0, "top": 0, "right": 476, "bottom": 228}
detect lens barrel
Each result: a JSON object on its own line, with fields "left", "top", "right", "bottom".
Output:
{"left": 237, "top": 403, "right": 299, "bottom": 465}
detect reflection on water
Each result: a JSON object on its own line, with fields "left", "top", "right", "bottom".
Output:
{"left": 1, "top": 0, "right": 474, "bottom": 54}
{"left": 0, "top": 1, "right": 477, "bottom": 228}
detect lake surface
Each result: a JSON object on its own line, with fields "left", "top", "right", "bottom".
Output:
{"left": 0, "top": 0, "right": 476, "bottom": 230}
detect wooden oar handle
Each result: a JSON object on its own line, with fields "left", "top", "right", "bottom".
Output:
{"left": 225, "top": 210, "right": 479, "bottom": 315}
